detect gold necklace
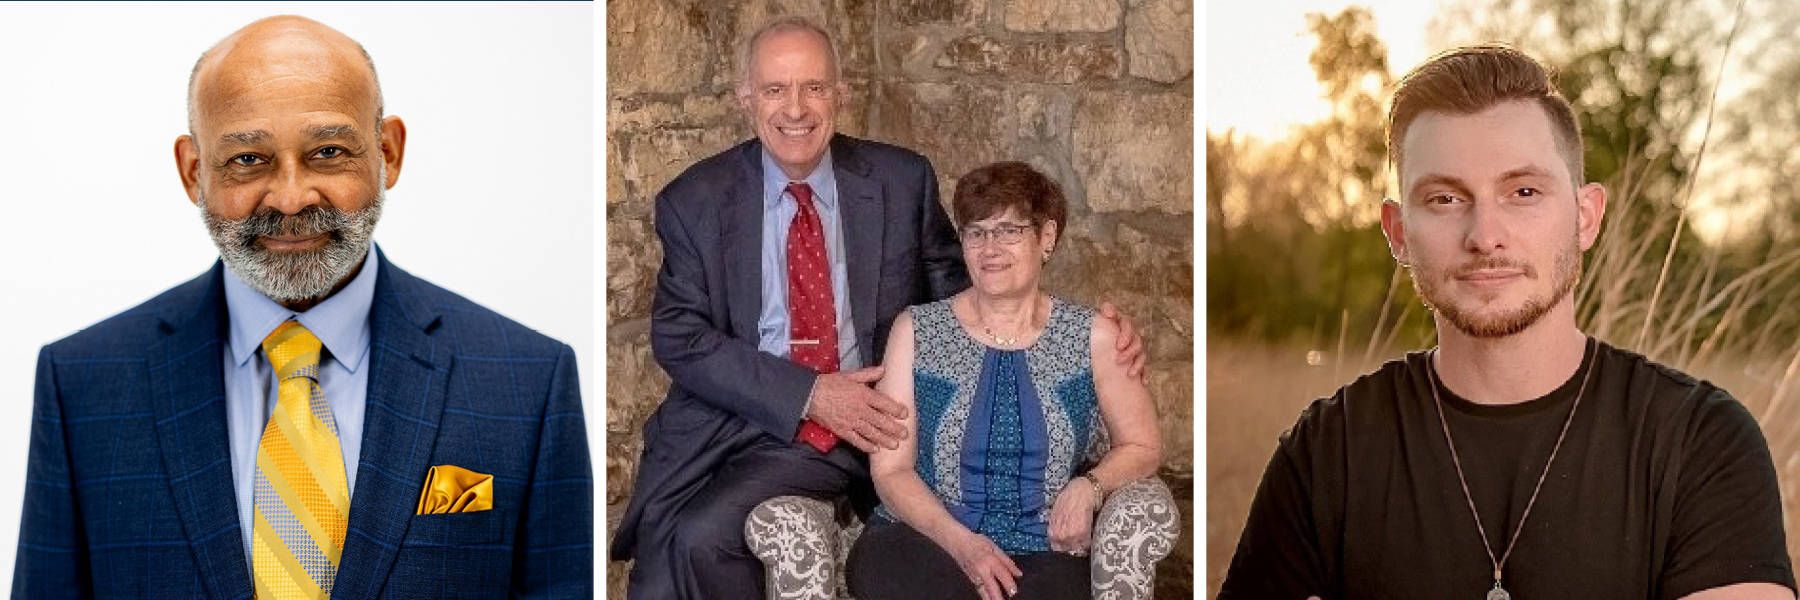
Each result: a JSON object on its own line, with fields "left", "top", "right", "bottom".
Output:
{"left": 977, "top": 294, "right": 1039, "bottom": 347}
{"left": 1426, "top": 337, "right": 1594, "bottom": 600}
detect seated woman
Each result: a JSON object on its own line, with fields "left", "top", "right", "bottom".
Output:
{"left": 846, "top": 162, "right": 1163, "bottom": 600}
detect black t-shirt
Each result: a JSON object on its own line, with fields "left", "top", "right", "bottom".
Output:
{"left": 1220, "top": 339, "right": 1794, "bottom": 599}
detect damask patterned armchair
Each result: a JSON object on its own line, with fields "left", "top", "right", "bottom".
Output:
{"left": 744, "top": 476, "right": 1179, "bottom": 600}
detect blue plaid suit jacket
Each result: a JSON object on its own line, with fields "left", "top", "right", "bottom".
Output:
{"left": 15, "top": 250, "right": 593, "bottom": 599}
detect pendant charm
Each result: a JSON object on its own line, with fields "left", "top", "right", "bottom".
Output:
{"left": 1487, "top": 583, "right": 1511, "bottom": 600}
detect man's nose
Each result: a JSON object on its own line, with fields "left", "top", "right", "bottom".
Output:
{"left": 263, "top": 157, "right": 324, "bottom": 215}
{"left": 1464, "top": 198, "right": 1508, "bottom": 253}
{"left": 780, "top": 89, "right": 807, "bottom": 119}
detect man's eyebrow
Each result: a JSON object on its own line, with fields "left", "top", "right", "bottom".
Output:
{"left": 1407, "top": 173, "right": 1470, "bottom": 198}
{"left": 1499, "top": 164, "right": 1554, "bottom": 180}
{"left": 218, "top": 130, "right": 270, "bottom": 146}
{"left": 308, "top": 124, "right": 360, "bottom": 141}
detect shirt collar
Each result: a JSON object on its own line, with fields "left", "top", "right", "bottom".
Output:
{"left": 223, "top": 244, "right": 380, "bottom": 373}
{"left": 762, "top": 148, "right": 836, "bottom": 211}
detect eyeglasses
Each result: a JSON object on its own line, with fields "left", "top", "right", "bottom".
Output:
{"left": 755, "top": 82, "right": 837, "bottom": 104}
{"left": 960, "top": 222, "right": 1036, "bottom": 247}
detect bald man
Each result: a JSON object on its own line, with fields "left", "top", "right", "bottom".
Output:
{"left": 14, "top": 16, "right": 592, "bottom": 600}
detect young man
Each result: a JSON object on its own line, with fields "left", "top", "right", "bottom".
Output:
{"left": 1221, "top": 45, "right": 1794, "bottom": 599}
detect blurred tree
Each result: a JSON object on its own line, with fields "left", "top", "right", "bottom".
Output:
{"left": 1208, "top": 6, "right": 1434, "bottom": 351}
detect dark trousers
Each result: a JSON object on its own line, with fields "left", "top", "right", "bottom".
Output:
{"left": 625, "top": 436, "right": 860, "bottom": 600}
{"left": 846, "top": 518, "right": 1089, "bottom": 600}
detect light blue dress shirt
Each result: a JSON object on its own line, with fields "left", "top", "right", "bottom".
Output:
{"left": 758, "top": 150, "right": 862, "bottom": 371}
{"left": 221, "top": 246, "right": 375, "bottom": 569}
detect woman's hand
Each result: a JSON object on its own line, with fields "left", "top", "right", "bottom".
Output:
{"left": 1048, "top": 477, "right": 1100, "bottom": 555}
{"left": 948, "top": 531, "right": 1021, "bottom": 600}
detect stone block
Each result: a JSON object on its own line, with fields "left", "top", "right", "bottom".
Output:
{"left": 608, "top": 0, "right": 711, "bottom": 94}
{"left": 609, "top": 91, "right": 740, "bottom": 133}
{"left": 1151, "top": 360, "right": 1194, "bottom": 473}
{"left": 1003, "top": 0, "right": 1122, "bottom": 32}
{"left": 605, "top": 325, "right": 667, "bottom": 504}
{"left": 606, "top": 137, "right": 628, "bottom": 206}
{"left": 1074, "top": 90, "right": 1193, "bottom": 214}
{"left": 935, "top": 34, "right": 1121, "bottom": 84}
{"left": 833, "top": 0, "right": 881, "bottom": 77}
{"left": 617, "top": 127, "right": 747, "bottom": 206}
{"left": 872, "top": 81, "right": 1015, "bottom": 198}
{"left": 893, "top": 0, "right": 986, "bottom": 26}
{"left": 1126, "top": 0, "right": 1192, "bottom": 82}
{"left": 1013, "top": 88, "right": 1073, "bottom": 143}
{"left": 606, "top": 214, "right": 660, "bottom": 324}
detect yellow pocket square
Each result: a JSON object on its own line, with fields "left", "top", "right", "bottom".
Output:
{"left": 415, "top": 465, "right": 495, "bottom": 515}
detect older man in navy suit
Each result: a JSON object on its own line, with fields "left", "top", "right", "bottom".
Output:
{"left": 609, "top": 15, "right": 1141, "bottom": 599}
{"left": 15, "top": 16, "right": 591, "bottom": 599}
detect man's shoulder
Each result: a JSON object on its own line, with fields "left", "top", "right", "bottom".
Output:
{"left": 378, "top": 262, "right": 569, "bottom": 359}
{"left": 43, "top": 265, "right": 219, "bottom": 360}
{"left": 1594, "top": 339, "right": 1753, "bottom": 428}
{"left": 665, "top": 138, "right": 756, "bottom": 189}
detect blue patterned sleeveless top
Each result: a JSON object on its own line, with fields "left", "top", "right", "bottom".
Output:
{"left": 875, "top": 296, "right": 1100, "bottom": 554}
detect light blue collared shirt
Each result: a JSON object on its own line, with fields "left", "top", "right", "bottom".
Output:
{"left": 221, "top": 246, "right": 376, "bottom": 569}
{"left": 758, "top": 150, "right": 862, "bottom": 372}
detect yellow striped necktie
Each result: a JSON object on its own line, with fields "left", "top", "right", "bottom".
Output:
{"left": 253, "top": 321, "right": 350, "bottom": 600}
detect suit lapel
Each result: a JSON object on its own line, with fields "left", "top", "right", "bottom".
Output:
{"left": 332, "top": 250, "right": 453, "bottom": 599}
{"left": 724, "top": 141, "right": 766, "bottom": 342}
{"left": 832, "top": 138, "right": 885, "bottom": 364}
{"left": 147, "top": 263, "right": 256, "bottom": 599}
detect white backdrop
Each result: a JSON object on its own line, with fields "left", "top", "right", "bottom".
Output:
{"left": 0, "top": 1, "right": 596, "bottom": 589}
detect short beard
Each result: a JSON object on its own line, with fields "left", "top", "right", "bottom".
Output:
{"left": 200, "top": 186, "right": 383, "bottom": 303}
{"left": 1412, "top": 238, "right": 1581, "bottom": 339}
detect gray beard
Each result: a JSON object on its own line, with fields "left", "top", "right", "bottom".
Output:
{"left": 199, "top": 187, "right": 384, "bottom": 303}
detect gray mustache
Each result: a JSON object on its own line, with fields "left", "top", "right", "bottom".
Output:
{"left": 231, "top": 206, "right": 353, "bottom": 242}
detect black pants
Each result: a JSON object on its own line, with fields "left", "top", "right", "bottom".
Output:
{"left": 625, "top": 437, "right": 859, "bottom": 600}
{"left": 846, "top": 518, "right": 1089, "bottom": 600}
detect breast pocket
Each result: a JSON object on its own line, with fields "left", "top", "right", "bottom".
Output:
{"left": 386, "top": 509, "right": 514, "bottom": 599}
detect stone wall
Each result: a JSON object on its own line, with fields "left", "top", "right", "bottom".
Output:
{"left": 607, "top": 0, "right": 1193, "bottom": 595}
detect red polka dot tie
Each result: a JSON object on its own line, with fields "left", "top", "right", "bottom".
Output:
{"left": 787, "top": 182, "right": 840, "bottom": 454}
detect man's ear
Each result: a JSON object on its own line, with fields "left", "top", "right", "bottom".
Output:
{"left": 379, "top": 116, "right": 407, "bottom": 190}
{"left": 174, "top": 135, "right": 201, "bottom": 205}
{"left": 1576, "top": 182, "right": 1607, "bottom": 251}
{"left": 1379, "top": 198, "right": 1408, "bottom": 266}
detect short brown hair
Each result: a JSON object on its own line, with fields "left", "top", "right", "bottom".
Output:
{"left": 951, "top": 162, "right": 1069, "bottom": 233}
{"left": 1388, "top": 44, "right": 1583, "bottom": 185}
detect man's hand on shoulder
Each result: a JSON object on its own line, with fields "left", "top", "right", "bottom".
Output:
{"left": 1098, "top": 301, "right": 1147, "bottom": 381}
{"left": 805, "top": 366, "right": 910, "bottom": 452}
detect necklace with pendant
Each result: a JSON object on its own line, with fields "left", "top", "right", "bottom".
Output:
{"left": 978, "top": 293, "right": 1040, "bottom": 348}
{"left": 1427, "top": 337, "right": 1595, "bottom": 600}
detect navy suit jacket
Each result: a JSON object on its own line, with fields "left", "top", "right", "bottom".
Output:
{"left": 15, "top": 249, "right": 592, "bottom": 599}
{"left": 609, "top": 134, "right": 969, "bottom": 559}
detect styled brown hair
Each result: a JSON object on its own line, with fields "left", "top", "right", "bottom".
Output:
{"left": 951, "top": 161, "right": 1069, "bottom": 234}
{"left": 1388, "top": 44, "right": 1584, "bottom": 185}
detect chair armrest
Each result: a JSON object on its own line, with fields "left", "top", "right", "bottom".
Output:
{"left": 1090, "top": 477, "right": 1180, "bottom": 600}
{"left": 746, "top": 496, "right": 841, "bottom": 600}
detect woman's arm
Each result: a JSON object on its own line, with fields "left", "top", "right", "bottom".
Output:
{"left": 1049, "top": 310, "right": 1164, "bottom": 553}
{"left": 868, "top": 309, "right": 1022, "bottom": 599}
{"left": 1083, "top": 310, "right": 1164, "bottom": 491}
